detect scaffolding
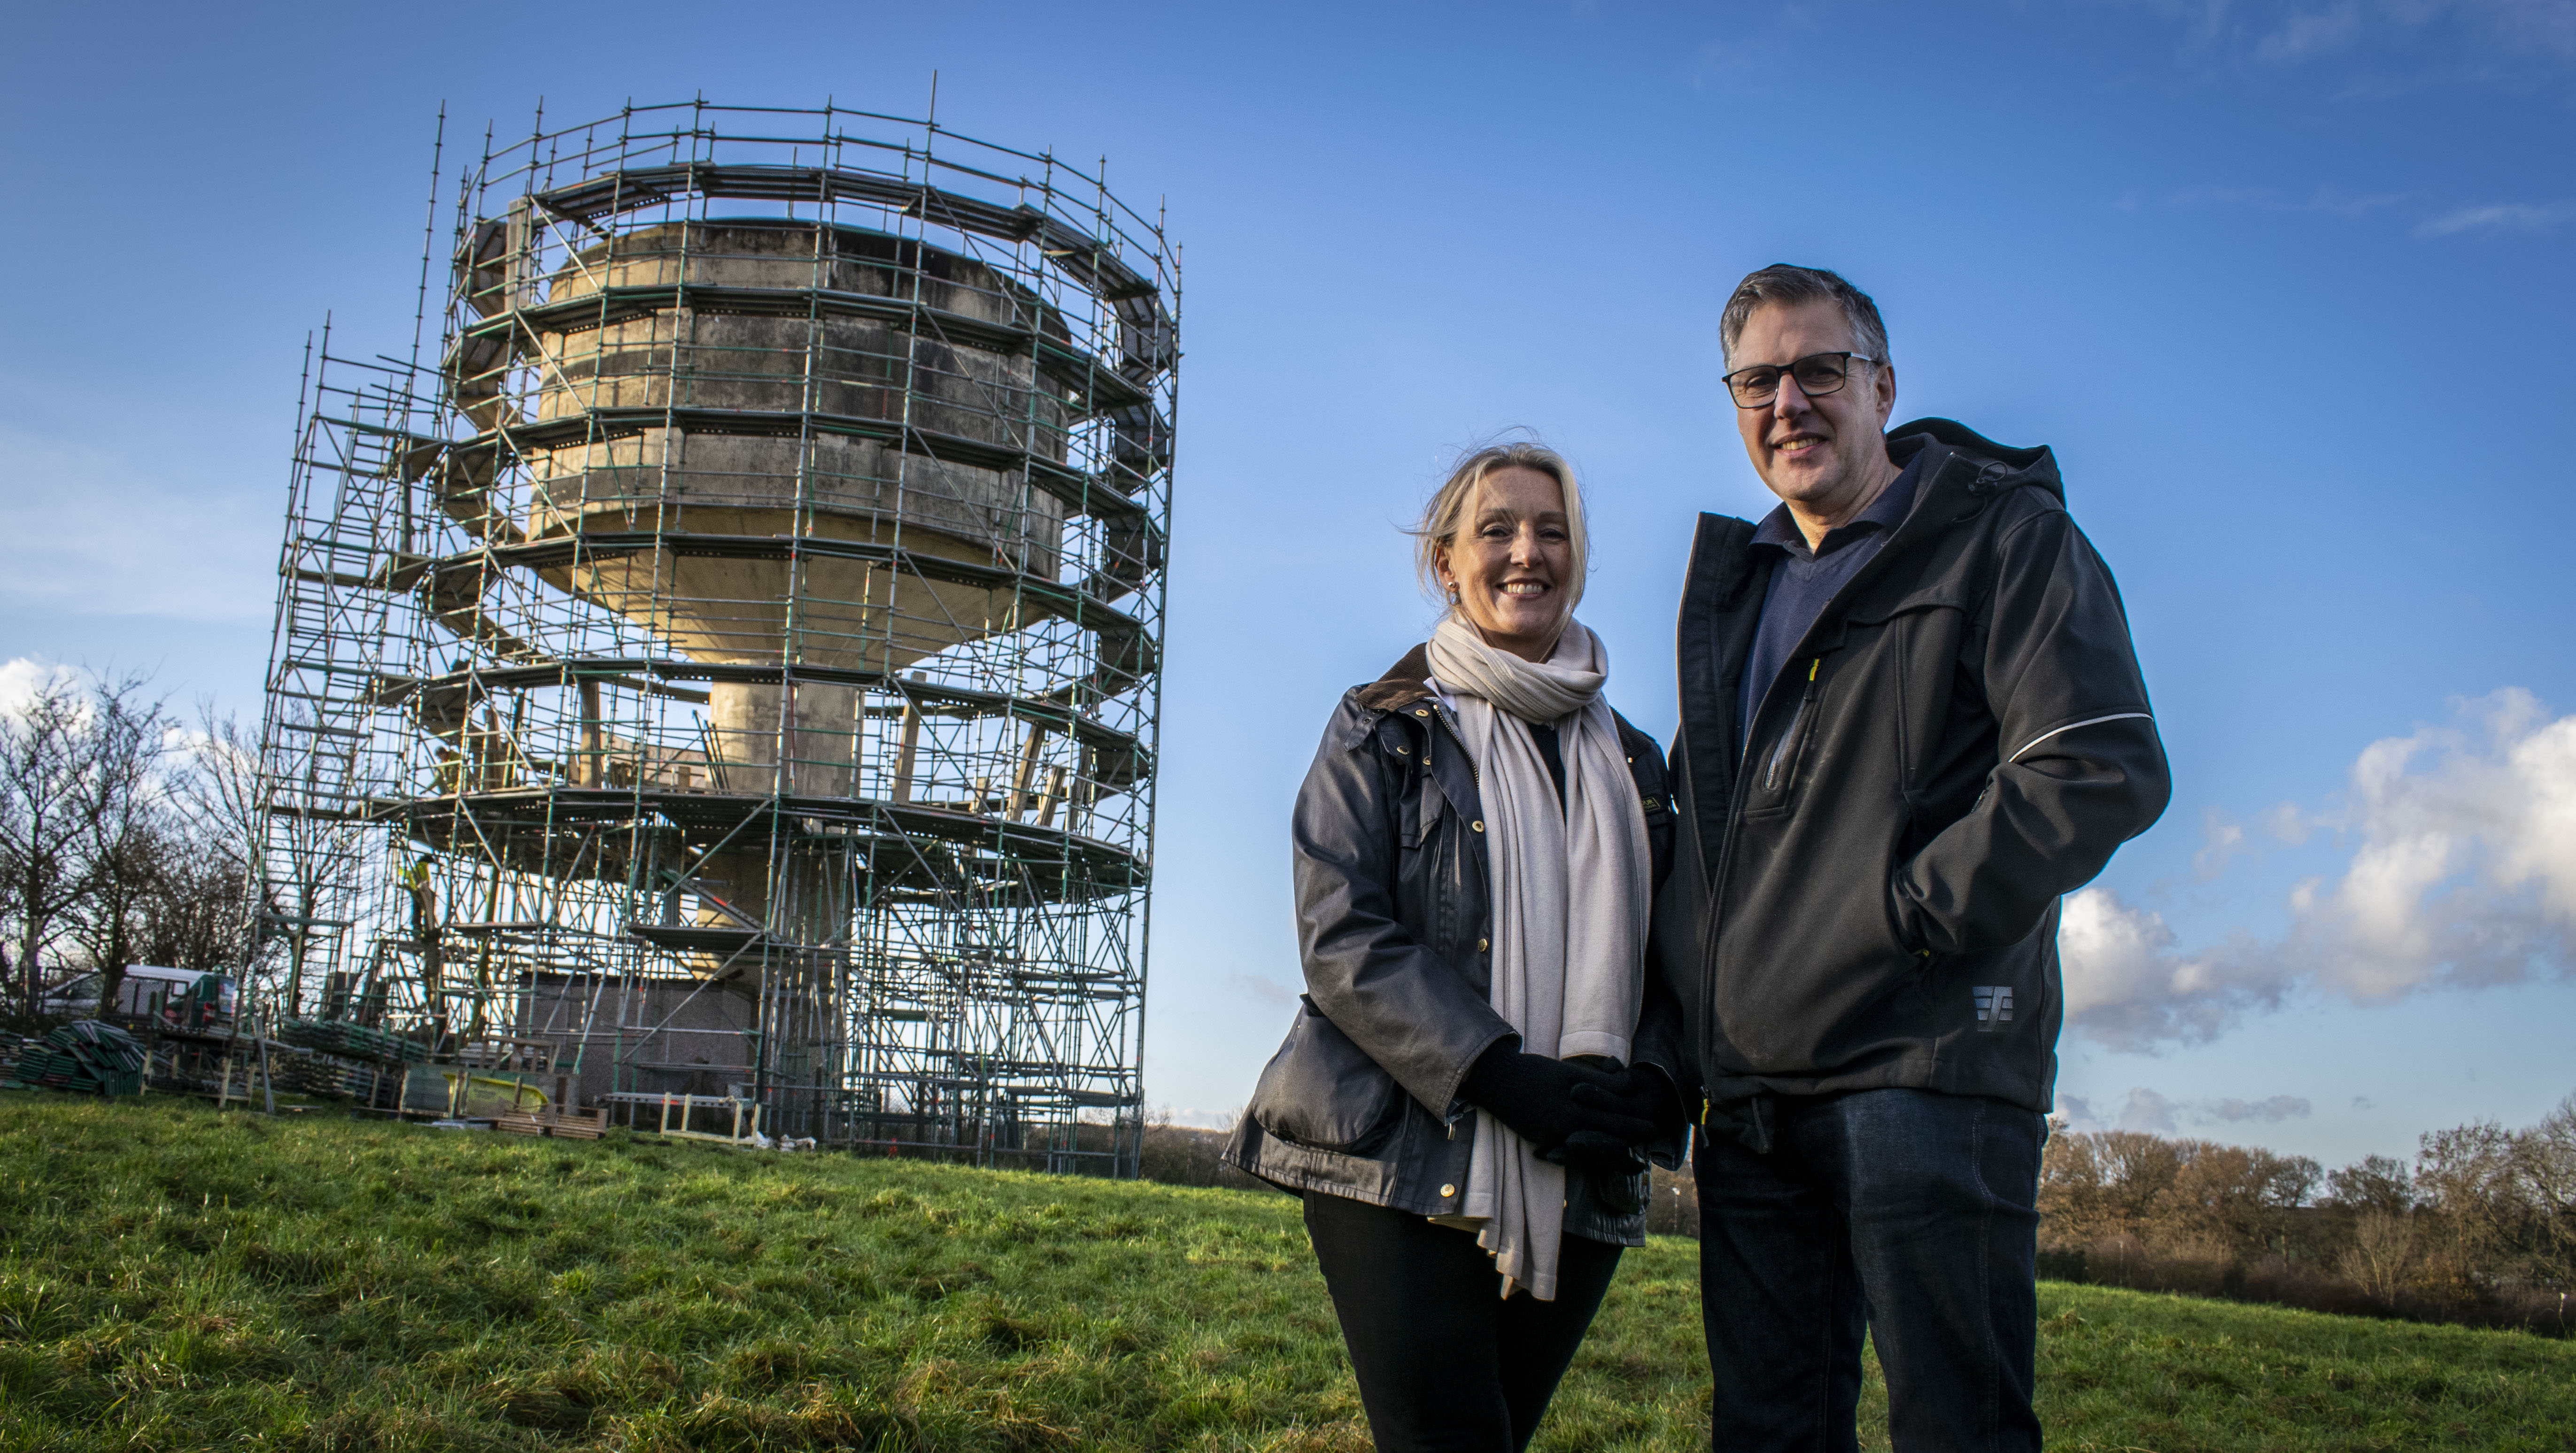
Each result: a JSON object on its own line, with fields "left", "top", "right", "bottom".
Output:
{"left": 253, "top": 101, "right": 1176, "bottom": 1174}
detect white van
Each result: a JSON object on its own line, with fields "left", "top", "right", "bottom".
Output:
{"left": 39, "top": 964, "right": 236, "bottom": 1025}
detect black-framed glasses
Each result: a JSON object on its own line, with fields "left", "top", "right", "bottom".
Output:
{"left": 1722, "top": 351, "right": 1880, "bottom": 409}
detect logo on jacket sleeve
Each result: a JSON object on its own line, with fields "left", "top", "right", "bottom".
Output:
{"left": 1973, "top": 986, "right": 2014, "bottom": 1032}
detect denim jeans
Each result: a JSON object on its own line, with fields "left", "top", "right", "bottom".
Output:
{"left": 1694, "top": 1088, "right": 2044, "bottom": 1453}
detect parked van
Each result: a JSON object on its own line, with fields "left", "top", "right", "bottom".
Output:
{"left": 39, "top": 965, "right": 236, "bottom": 1028}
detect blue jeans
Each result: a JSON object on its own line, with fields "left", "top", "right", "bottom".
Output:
{"left": 1694, "top": 1088, "right": 2044, "bottom": 1453}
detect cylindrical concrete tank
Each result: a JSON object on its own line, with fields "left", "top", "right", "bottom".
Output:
{"left": 461, "top": 219, "right": 1086, "bottom": 801}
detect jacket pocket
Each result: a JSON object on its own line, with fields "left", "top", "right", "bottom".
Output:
{"left": 1248, "top": 995, "right": 1404, "bottom": 1155}
{"left": 1586, "top": 1164, "right": 1650, "bottom": 1217}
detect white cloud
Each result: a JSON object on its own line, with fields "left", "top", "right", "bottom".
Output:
{"left": 0, "top": 424, "right": 273, "bottom": 623}
{"left": 2113, "top": 0, "right": 2576, "bottom": 67}
{"left": 2194, "top": 808, "right": 2249, "bottom": 879}
{"left": 2416, "top": 201, "right": 2576, "bottom": 236}
{"left": 2457, "top": 0, "right": 2576, "bottom": 56}
{"left": 0, "top": 658, "right": 85, "bottom": 721}
{"left": 1225, "top": 970, "right": 1299, "bottom": 1010}
{"left": 2064, "top": 689, "right": 2576, "bottom": 1049}
{"left": 2055, "top": 1087, "right": 2312, "bottom": 1132}
{"left": 2261, "top": 800, "right": 2312, "bottom": 844}
{"left": 2256, "top": 3, "right": 2368, "bottom": 60}
{"left": 2056, "top": 1087, "right": 2180, "bottom": 1133}
{"left": 2116, "top": 1087, "right": 2179, "bottom": 1132}
{"left": 2138, "top": 183, "right": 2574, "bottom": 242}
{"left": 2155, "top": 184, "right": 2414, "bottom": 219}
{"left": 2201, "top": 1094, "right": 2313, "bottom": 1123}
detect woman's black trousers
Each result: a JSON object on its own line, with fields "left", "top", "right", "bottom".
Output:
{"left": 1303, "top": 1190, "right": 1623, "bottom": 1453}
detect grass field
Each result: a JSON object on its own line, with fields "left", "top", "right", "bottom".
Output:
{"left": 1, "top": 1095, "right": 2570, "bottom": 1452}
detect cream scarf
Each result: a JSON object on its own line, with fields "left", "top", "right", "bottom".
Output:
{"left": 1426, "top": 613, "right": 1652, "bottom": 1300}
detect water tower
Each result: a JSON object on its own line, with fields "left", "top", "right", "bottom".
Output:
{"left": 256, "top": 102, "right": 1174, "bottom": 1170}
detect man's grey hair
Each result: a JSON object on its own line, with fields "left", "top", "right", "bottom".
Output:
{"left": 1719, "top": 264, "right": 1891, "bottom": 370}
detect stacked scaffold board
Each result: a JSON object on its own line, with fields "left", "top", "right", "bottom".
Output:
{"left": 274, "top": 1019, "right": 429, "bottom": 1105}
{"left": 280, "top": 1019, "right": 430, "bottom": 1064}
{"left": 10, "top": 1021, "right": 147, "bottom": 1096}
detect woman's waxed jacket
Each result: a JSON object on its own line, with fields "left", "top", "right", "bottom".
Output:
{"left": 1222, "top": 645, "right": 1686, "bottom": 1245}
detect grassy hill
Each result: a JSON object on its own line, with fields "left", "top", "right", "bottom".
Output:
{"left": 1, "top": 1096, "right": 2569, "bottom": 1452}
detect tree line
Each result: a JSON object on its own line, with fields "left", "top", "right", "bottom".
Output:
{"left": 1141, "top": 1100, "right": 2575, "bottom": 1334}
{"left": 0, "top": 670, "right": 262, "bottom": 1026}
{"left": 2041, "top": 1096, "right": 2576, "bottom": 1333}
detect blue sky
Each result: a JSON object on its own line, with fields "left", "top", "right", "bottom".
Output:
{"left": 4, "top": 0, "right": 2572, "bottom": 1171}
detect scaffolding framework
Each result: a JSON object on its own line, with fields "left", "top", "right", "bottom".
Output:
{"left": 254, "top": 101, "right": 1176, "bottom": 1173}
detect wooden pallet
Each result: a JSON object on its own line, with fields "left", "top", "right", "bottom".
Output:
{"left": 547, "top": 1110, "right": 607, "bottom": 1140}
{"left": 495, "top": 1107, "right": 610, "bottom": 1140}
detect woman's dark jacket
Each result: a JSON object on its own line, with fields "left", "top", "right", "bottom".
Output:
{"left": 1223, "top": 645, "right": 1685, "bottom": 1245}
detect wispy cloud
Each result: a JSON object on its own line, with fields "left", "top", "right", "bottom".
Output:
{"left": 2065, "top": 689, "right": 2576, "bottom": 1049}
{"left": 1225, "top": 971, "right": 1299, "bottom": 1010}
{"left": 2416, "top": 201, "right": 2576, "bottom": 236}
{"left": 2056, "top": 1087, "right": 2314, "bottom": 1133}
{"left": 2203, "top": 1094, "right": 2314, "bottom": 1123}
{"left": 2131, "top": 183, "right": 2415, "bottom": 219}
{"left": 0, "top": 425, "right": 271, "bottom": 622}
{"left": 2194, "top": 808, "right": 2251, "bottom": 880}
{"left": 2127, "top": 181, "right": 2576, "bottom": 240}
{"left": 2255, "top": 2, "right": 2368, "bottom": 59}
{"left": 2120, "top": 0, "right": 2576, "bottom": 64}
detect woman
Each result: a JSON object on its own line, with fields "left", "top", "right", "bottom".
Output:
{"left": 1224, "top": 441, "right": 1689, "bottom": 1453}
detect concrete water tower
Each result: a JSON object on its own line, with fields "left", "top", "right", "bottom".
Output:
{"left": 258, "top": 102, "right": 1174, "bottom": 1169}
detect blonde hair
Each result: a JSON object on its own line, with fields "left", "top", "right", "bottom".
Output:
{"left": 1411, "top": 440, "right": 1589, "bottom": 620}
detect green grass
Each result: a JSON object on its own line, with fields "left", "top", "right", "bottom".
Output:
{"left": 0, "top": 1096, "right": 2568, "bottom": 1451}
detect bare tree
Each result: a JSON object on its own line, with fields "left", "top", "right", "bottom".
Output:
{"left": 161, "top": 704, "right": 266, "bottom": 978}
{"left": 62, "top": 678, "right": 175, "bottom": 1016}
{"left": 2326, "top": 1154, "right": 2416, "bottom": 1217}
{"left": 0, "top": 674, "right": 103, "bottom": 1021}
{"left": 2417, "top": 1119, "right": 2527, "bottom": 1293}
{"left": 2340, "top": 1209, "right": 2423, "bottom": 1305}
{"left": 0, "top": 671, "right": 253, "bottom": 1026}
{"left": 2515, "top": 1094, "right": 2576, "bottom": 1288}
{"left": 2147, "top": 1141, "right": 2320, "bottom": 1259}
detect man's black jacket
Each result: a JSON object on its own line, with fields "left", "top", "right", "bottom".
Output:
{"left": 1646, "top": 418, "right": 2170, "bottom": 1115}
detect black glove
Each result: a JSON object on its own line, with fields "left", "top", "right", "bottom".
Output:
{"left": 1552, "top": 1130, "right": 1649, "bottom": 1179}
{"left": 1570, "top": 1064, "right": 1688, "bottom": 1143}
{"left": 1459, "top": 1043, "right": 1658, "bottom": 1154}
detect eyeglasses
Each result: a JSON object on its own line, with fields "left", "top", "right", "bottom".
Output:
{"left": 1722, "top": 351, "right": 1881, "bottom": 409}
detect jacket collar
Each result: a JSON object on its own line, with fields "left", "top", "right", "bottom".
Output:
{"left": 1886, "top": 415, "right": 2059, "bottom": 518}
{"left": 1355, "top": 643, "right": 1436, "bottom": 713}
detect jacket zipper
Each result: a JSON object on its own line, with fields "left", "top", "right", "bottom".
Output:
{"left": 1700, "top": 653, "right": 1821, "bottom": 1095}
{"left": 1763, "top": 659, "right": 1822, "bottom": 792}
{"left": 1421, "top": 697, "right": 1479, "bottom": 1141}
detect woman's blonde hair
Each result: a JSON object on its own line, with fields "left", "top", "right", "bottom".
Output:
{"left": 1411, "top": 439, "right": 1590, "bottom": 620}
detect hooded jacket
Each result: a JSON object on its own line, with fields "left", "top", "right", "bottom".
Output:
{"left": 1224, "top": 645, "right": 1686, "bottom": 1244}
{"left": 1649, "top": 419, "right": 2170, "bottom": 1118}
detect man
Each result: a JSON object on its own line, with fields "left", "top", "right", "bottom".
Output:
{"left": 1648, "top": 265, "right": 2169, "bottom": 1451}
